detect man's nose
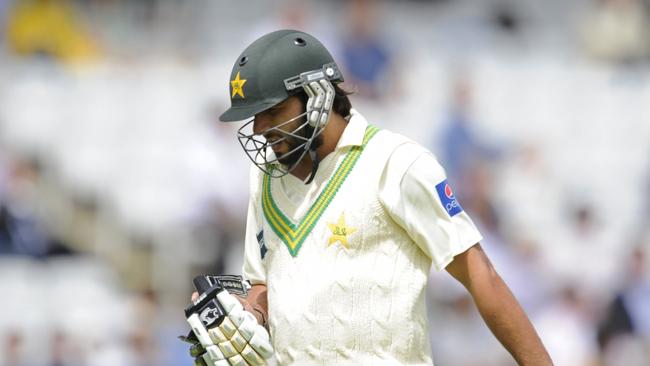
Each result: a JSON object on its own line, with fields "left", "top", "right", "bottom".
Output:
{"left": 253, "top": 115, "right": 270, "bottom": 136}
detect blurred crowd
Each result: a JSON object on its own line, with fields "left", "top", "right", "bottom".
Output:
{"left": 1, "top": 0, "right": 650, "bottom": 365}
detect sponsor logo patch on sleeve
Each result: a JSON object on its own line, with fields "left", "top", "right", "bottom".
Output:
{"left": 435, "top": 180, "right": 463, "bottom": 217}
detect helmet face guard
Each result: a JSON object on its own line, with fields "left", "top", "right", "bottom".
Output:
{"left": 236, "top": 65, "right": 338, "bottom": 179}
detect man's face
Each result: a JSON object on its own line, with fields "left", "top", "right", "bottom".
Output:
{"left": 253, "top": 96, "right": 307, "bottom": 167}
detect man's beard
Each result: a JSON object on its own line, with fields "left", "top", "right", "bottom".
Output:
{"left": 276, "top": 125, "right": 323, "bottom": 167}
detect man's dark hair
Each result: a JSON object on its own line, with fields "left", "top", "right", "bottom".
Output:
{"left": 296, "top": 83, "right": 353, "bottom": 119}
{"left": 331, "top": 83, "right": 353, "bottom": 118}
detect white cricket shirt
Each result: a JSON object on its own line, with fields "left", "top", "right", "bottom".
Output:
{"left": 242, "top": 110, "right": 482, "bottom": 365}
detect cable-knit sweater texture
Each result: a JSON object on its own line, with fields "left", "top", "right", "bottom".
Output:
{"left": 242, "top": 112, "right": 482, "bottom": 365}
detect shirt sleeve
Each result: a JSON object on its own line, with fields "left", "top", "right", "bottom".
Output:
{"left": 378, "top": 143, "right": 483, "bottom": 271}
{"left": 242, "top": 167, "right": 267, "bottom": 285}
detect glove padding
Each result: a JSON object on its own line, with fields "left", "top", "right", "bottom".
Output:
{"left": 188, "top": 290, "right": 273, "bottom": 366}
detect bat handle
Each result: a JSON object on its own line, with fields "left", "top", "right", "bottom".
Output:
{"left": 193, "top": 275, "right": 211, "bottom": 295}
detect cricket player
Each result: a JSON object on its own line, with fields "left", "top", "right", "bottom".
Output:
{"left": 187, "top": 29, "right": 552, "bottom": 366}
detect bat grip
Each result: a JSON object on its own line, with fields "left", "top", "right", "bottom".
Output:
{"left": 193, "top": 275, "right": 211, "bottom": 294}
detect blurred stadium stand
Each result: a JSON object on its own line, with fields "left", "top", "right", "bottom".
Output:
{"left": 1, "top": 0, "right": 650, "bottom": 365}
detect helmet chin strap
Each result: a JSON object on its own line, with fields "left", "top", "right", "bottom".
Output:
{"left": 301, "top": 123, "right": 321, "bottom": 184}
{"left": 305, "top": 146, "right": 319, "bottom": 184}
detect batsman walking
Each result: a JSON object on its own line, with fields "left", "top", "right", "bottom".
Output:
{"left": 185, "top": 29, "right": 553, "bottom": 366}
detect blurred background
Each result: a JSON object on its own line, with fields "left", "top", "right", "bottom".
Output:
{"left": 0, "top": 0, "right": 649, "bottom": 365}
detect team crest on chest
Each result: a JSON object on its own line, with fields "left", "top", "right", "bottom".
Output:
{"left": 327, "top": 212, "right": 357, "bottom": 249}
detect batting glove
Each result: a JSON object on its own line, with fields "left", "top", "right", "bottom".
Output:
{"left": 187, "top": 290, "right": 273, "bottom": 366}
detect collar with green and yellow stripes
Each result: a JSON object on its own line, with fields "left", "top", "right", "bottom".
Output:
{"left": 262, "top": 124, "right": 380, "bottom": 257}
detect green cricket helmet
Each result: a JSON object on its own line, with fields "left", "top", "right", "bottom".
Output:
{"left": 219, "top": 29, "right": 344, "bottom": 181}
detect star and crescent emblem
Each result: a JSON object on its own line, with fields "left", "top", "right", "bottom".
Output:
{"left": 230, "top": 71, "right": 247, "bottom": 99}
{"left": 327, "top": 212, "right": 357, "bottom": 249}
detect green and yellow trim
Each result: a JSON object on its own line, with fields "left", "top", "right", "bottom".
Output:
{"left": 262, "top": 125, "right": 380, "bottom": 257}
